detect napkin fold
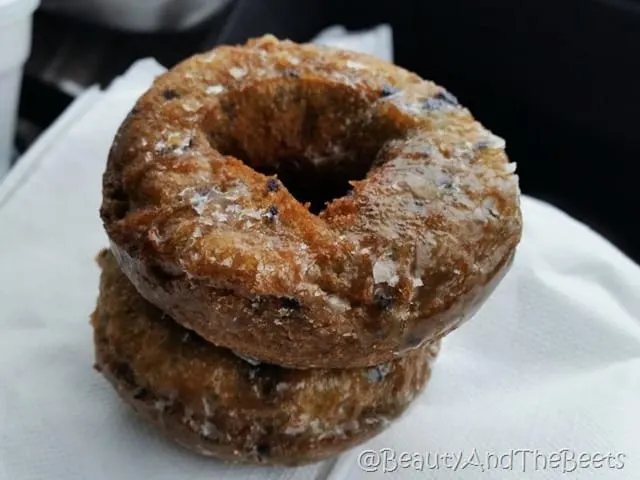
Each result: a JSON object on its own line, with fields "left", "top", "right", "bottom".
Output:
{"left": 1, "top": 27, "right": 639, "bottom": 480}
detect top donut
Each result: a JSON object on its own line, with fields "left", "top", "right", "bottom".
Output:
{"left": 101, "top": 35, "right": 522, "bottom": 369}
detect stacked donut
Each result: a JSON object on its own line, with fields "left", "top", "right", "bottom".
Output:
{"left": 93, "top": 35, "right": 522, "bottom": 465}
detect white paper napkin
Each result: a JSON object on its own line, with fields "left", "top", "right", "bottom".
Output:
{"left": 1, "top": 29, "right": 639, "bottom": 480}
{"left": 312, "top": 24, "right": 394, "bottom": 62}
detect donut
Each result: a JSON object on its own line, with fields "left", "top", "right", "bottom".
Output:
{"left": 101, "top": 35, "right": 522, "bottom": 369}
{"left": 92, "top": 250, "right": 438, "bottom": 465}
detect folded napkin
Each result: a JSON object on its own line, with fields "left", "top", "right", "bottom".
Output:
{"left": 0, "top": 28, "right": 638, "bottom": 480}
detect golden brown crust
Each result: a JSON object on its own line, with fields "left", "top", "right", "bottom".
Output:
{"left": 92, "top": 250, "right": 438, "bottom": 465}
{"left": 101, "top": 35, "right": 522, "bottom": 368}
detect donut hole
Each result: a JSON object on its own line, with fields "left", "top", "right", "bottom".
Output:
{"left": 248, "top": 156, "right": 358, "bottom": 215}
{"left": 204, "top": 79, "right": 407, "bottom": 214}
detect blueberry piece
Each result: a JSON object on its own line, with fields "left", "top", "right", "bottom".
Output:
{"left": 132, "top": 388, "right": 150, "bottom": 400}
{"left": 380, "top": 84, "right": 399, "bottom": 98}
{"left": 256, "top": 443, "right": 271, "bottom": 459}
{"left": 283, "top": 69, "right": 300, "bottom": 78}
{"left": 113, "top": 362, "right": 136, "bottom": 386}
{"left": 162, "top": 89, "right": 180, "bottom": 100}
{"left": 266, "top": 205, "right": 279, "bottom": 221}
{"left": 436, "top": 174, "right": 454, "bottom": 189}
{"left": 422, "top": 98, "right": 443, "bottom": 110}
{"left": 374, "top": 291, "right": 393, "bottom": 310}
{"left": 366, "top": 363, "right": 392, "bottom": 383}
{"left": 266, "top": 178, "right": 280, "bottom": 193}
{"left": 422, "top": 90, "right": 460, "bottom": 111}
{"left": 281, "top": 297, "right": 301, "bottom": 310}
{"left": 436, "top": 90, "right": 459, "bottom": 105}
{"left": 473, "top": 140, "right": 491, "bottom": 150}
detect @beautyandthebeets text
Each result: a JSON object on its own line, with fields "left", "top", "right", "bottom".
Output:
{"left": 357, "top": 448, "right": 626, "bottom": 474}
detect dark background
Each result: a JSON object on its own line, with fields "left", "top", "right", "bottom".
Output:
{"left": 18, "top": 0, "right": 640, "bottom": 262}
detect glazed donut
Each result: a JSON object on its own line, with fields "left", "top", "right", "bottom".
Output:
{"left": 92, "top": 250, "right": 438, "bottom": 465}
{"left": 101, "top": 35, "right": 522, "bottom": 369}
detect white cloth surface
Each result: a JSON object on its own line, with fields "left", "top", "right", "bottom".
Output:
{"left": 1, "top": 29, "right": 640, "bottom": 480}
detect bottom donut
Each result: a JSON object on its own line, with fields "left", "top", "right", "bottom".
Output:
{"left": 92, "top": 250, "right": 440, "bottom": 466}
